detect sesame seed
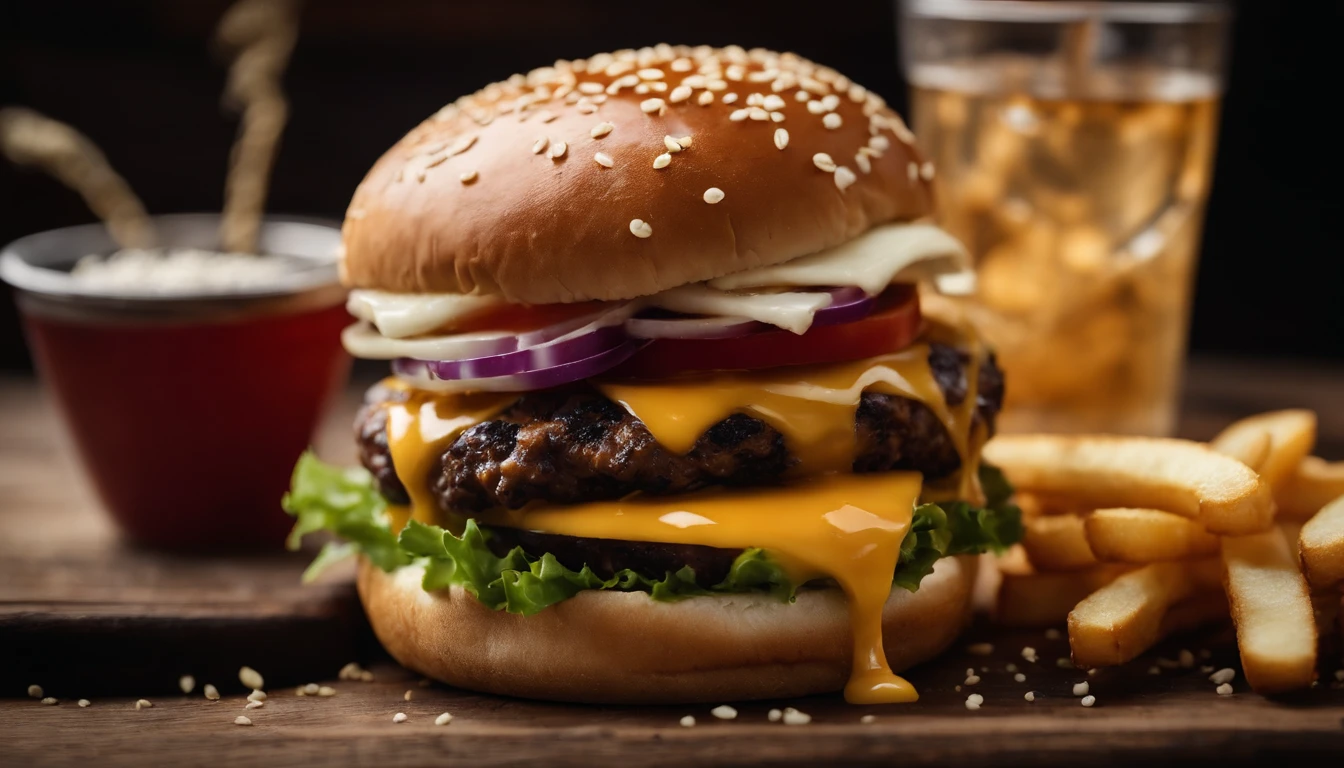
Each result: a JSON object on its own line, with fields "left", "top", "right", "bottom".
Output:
{"left": 204, "top": 684, "right": 220, "bottom": 701}
{"left": 833, "top": 166, "right": 857, "bottom": 191}
{"left": 770, "top": 111, "right": 785, "bottom": 122}
{"left": 812, "top": 153, "right": 837, "bottom": 172}
{"left": 711, "top": 705, "right": 738, "bottom": 720}
{"left": 854, "top": 153, "right": 872, "bottom": 174}
{"left": 773, "top": 128, "right": 789, "bottom": 150}
{"left": 317, "top": 686, "right": 336, "bottom": 697}
{"left": 27, "top": 685, "right": 43, "bottom": 699}
{"left": 1073, "top": 682, "right": 1090, "bottom": 696}
{"left": 538, "top": 110, "right": 557, "bottom": 123}
{"left": 532, "top": 136, "right": 549, "bottom": 154}
{"left": 135, "top": 699, "right": 152, "bottom": 710}
{"left": 245, "top": 700, "right": 264, "bottom": 710}
{"left": 1179, "top": 650, "right": 1195, "bottom": 668}
{"left": 806, "top": 100, "right": 827, "bottom": 115}
{"left": 965, "top": 675, "right": 981, "bottom": 685}
{"left": 671, "top": 57, "right": 693, "bottom": 72}
{"left": 423, "top": 154, "right": 448, "bottom": 170}
{"left": 782, "top": 707, "right": 812, "bottom": 725}
{"left": 1209, "top": 668, "right": 1236, "bottom": 685}
{"left": 459, "top": 170, "right": 478, "bottom": 184}
{"left": 795, "top": 90, "right": 810, "bottom": 102}
{"left": 1216, "top": 683, "right": 1234, "bottom": 696}
{"left": 680, "top": 715, "right": 696, "bottom": 727}
{"left": 707, "top": 79, "right": 728, "bottom": 91}
{"left": 78, "top": 699, "right": 90, "bottom": 708}
{"left": 41, "top": 697, "right": 58, "bottom": 705}
{"left": 652, "top": 153, "right": 671, "bottom": 169}
{"left": 746, "top": 92, "right": 764, "bottom": 106}
{"left": 869, "top": 135, "right": 891, "bottom": 152}
{"left": 1149, "top": 666, "right": 1162, "bottom": 675}
{"left": 590, "top": 122, "right": 614, "bottom": 139}
{"left": 578, "top": 82, "right": 604, "bottom": 95}
{"left": 955, "top": 685, "right": 962, "bottom": 692}
{"left": 848, "top": 84, "right": 867, "bottom": 102}
{"left": 447, "top": 136, "right": 477, "bottom": 157}
{"left": 302, "top": 683, "right": 320, "bottom": 696}
{"left": 1014, "top": 673, "right": 1027, "bottom": 683}
{"left": 649, "top": 81, "right": 668, "bottom": 93}
{"left": 1024, "top": 691, "right": 1037, "bottom": 702}
{"left": 393, "top": 713, "right": 408, "bottom": 724}
{"left": 640, "top": 98, "right": 666, "bottom": 115}
{"left": 697, "top": 91, "right": 714, "bottom": 106}
{"left": 726, "top": 64, "right": 745, "bottom": 81}
{"left": 907, "top": 162, "right": 919, "bottom": 182}
{"left": 235, "top": 716, "right": 252, "bottom": 726}
{"left": 860, "top": 714, "right": 877, "bottom": 724}
{"left": 1087, "top": 668, "right": 1099, "bottom": 677}
{"left": 1044, "top": 628, "right": 1062, "bottom": 640}
{"left": 669, "top": 85, "right": 692, "bottom": 103}
{"left": 762, "top": 94, "right": 786, "bottom": 111}
{"left": 823, "top": 113, "right": 843, "bottom": 130}
{"left": 821, "top": 94, "right": 840, "bottom": 112}
{"left": 1080, "top": 695, "right": 1096, "bottom": 707}
{"left": 678, "top": 135, "right": 692, "bottom": 147}
{"left": 967, "top": 643, "right": 994, "bottom": 655}
{"left": 748, "top": 107, "right": 769, "bottom": 121}
{"left": 703, "top": 187, "right": 725, "bottom": 204}
{"left": 548, "top": 141, "right": 567, "bottom": 160}
{"left": 239, "top": 667, "right": 264, "bottom": 690}
{"left": 359, "top": 671, "right": 373, "bottom": 682}
{"left": 594, "top": 152, "right": 614, "bottom": 168}
{"left": 920, "top": 161, "right": 935, "bottom": 180}
{"left": 664, "top": 135, "right": 683, "bottom": 152}
{"left": 729, "top": 108, "right": 749, "bottom": 121}
{"left": 1022, "top": 647, "right": 1038, "bottom": 663}
{"left": 179, "top": 675, "right": 196, "bottom": 694}
{"left": 1201, "top": 665, "right": 1215, "bottom": 674}
{"left": 404, "top": 690, "right": 413, "bottom": 702}
{"left": 629, "top": 219, "right": 653, "bottom": 238}
{"left": 637, "top": 68, "right": 665, "bottom": 81}
{"left": 964, "top": 694, "right": 983, "bottom": 711}
{"left": 435, "top": 712, "right": 454, "bottom": 726}
{"left": 247, "top": 690, "right": 267, "bottom": 703}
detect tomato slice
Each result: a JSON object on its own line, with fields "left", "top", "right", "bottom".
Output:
{"left": 608, "top": 286, "right": 922, "bottom": 379}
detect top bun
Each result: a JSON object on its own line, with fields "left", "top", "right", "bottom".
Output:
{"left": 341, "top": 44, "right": 935, "bottom": 304}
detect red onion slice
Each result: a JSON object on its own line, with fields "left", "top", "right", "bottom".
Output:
{"left": 407, "top": 324, "right": 627, "bottom": 380}
{"left": 812, "top": 286, "right": 875, "bottom": 327}
{"left": 393, "top": 340, "right": 649, "bottom": 393}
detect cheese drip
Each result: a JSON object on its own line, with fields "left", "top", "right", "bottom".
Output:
{"left": 493, "top": 472, "right": 924, "bottom": 704}
{"left": 596, "top": 345, "right": 954, "bottom": 477}
{"left": 384, "top": 388, "right": 515, "bottom": 530}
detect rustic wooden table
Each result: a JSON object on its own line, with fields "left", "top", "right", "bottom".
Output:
{"left": 3, "top": 359, "right": 1343, "bottom": 767}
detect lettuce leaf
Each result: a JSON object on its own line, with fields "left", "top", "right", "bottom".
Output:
{"left": 283, "top": 452, "right": 1021, "bottom": 615}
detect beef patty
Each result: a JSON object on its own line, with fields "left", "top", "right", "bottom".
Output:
{"left": 357, "top": 343, "right": 1003, "bottom": 517}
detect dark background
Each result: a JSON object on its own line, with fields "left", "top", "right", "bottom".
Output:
{"left": 1, "top": 0, "right": 1340, "bottom": 371}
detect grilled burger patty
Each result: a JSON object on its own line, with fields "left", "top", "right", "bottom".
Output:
{"left": 358, "top": 343, "right": 1003, "bottom": 516}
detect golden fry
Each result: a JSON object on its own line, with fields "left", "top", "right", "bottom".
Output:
{"left": 996, "top": 561, "right": 1133, "bottom": 628}
{"left": 1161, "top": 590, "right": 1230, "bottom": 636}
{"left": 1221, "top": 529, "right": 1318, "bottom": 693}
{"left": 1276, "top": 457, "right": 1344, "bottom": 521}
{"left": 1084, "top": 508, "right": 1220, "bottom": 563}
{"left": 984, "top": 435, "right": 1274, "bottom": 535}
{"left": 1022, "top": 515, "right": 1098, "bottom": 571}
{"left": 1298, "top": 494, "right": 1344, "bottom": 590}
{"left": 1067, "top": 560, "right": 1221, "bottom": 668}
{"left": 1210, "top": 410, "right": 1316, "bottom": 491}
{"left": 1207, "top": 427, "right": 1270, "bottom": 474}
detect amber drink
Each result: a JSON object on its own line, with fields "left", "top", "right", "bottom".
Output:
{"left": 901, "top": 0, "right": 1230, "bottom": 435}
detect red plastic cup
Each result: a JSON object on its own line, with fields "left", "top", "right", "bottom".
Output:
{"left": 1, "top": 214, "right": 351, "bottom": 550}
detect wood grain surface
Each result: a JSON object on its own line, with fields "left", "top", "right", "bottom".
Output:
{"left": 2, "top": 360, "right": 1343, "bottom": 767}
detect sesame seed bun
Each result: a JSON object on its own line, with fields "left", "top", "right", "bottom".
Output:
{"left": 340, "top": 44, "right": 935, "bottom": 304}
{"left": 356, "top": 554, "right": 976, "bottom": 704}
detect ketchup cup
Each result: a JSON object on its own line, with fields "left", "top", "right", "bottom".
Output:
{"left": 1, "top": 214, "right": 351, "bottom": 550}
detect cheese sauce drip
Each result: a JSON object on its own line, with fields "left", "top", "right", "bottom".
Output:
{"left": 596, "top": 345, "right": 953, "bottom": 476}
{"left": 384, "top": 388, "right": 514, "bottom": 530}
{"left": 494, "top": 472, "right": 924, "bottom": 704}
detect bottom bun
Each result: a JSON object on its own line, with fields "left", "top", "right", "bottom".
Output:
{"left": 357, "top": 554, "right": 977, "bottom": 704}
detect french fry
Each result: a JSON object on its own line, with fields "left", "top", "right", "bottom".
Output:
{"left": 1221, "top": 529, "right": 1318, "bottom": 693}
{"left": 1084, "top": 507, "right": 1220, "bottom": 563}
{"left": 984, "top": 435, "right": 1274, "bottom": 535}
{"left": 1022, "top": 515, "right": 1098, "bottom": 571}
{"left": 1299, "top": 494, "right": 1344, "bottom": 589}
{"left": 1207, "top": 427, "right": 1271, "bottom": 474}
{"left": 1209, "top": 410, "right": 1316, "bottom": 491}
{"left": 1162, "top": 590, "right": 1231, "bottom": 636}
{"left": 1068, "top": 560, "right": 1221, "bottom": 667}
{"left": 1276, "top": 457, "right": 1344, "bottom": 521}
{"left": 996, "top": 560, "right": 1133, "bottom": 628}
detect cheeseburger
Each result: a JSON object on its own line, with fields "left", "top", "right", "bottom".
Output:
{"left": 286, "top": 44, "right": 1021, "bottom": 705}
